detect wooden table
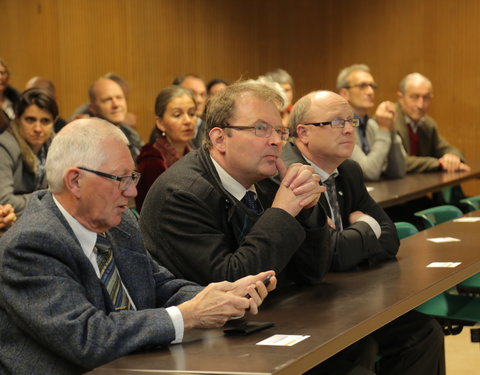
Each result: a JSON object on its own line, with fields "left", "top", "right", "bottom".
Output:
{"left": 367, "top": 160, "right": 480, "bottom": 208}
{"left": 90, "top": 211, "right": 480, "bottom": 375}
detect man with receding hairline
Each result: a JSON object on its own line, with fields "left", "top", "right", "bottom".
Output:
{"left": 282, "top": 89, "right": 445, "bottom": 375}
{"left": 89, "top": 77, "right": 143, "bottom": 160}
{"left": 394, "top": 72, "right": 469, "bottom": 173}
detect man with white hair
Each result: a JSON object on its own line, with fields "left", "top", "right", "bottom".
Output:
{"left": 394, "top": 72, "right": 469, "bottom": 173}
{"left": 0, "top": 118, "right": 275, "bottom": 374}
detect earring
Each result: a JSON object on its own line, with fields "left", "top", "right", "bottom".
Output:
{"left": 161, "top": 130, "right": 166, "bottom": 137}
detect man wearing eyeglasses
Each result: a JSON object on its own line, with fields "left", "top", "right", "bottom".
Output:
{"left": 281, "top": 90, "right": 445, "bottom": 375}
{"left": 0, "top": 118, "right": 276, "bottom": 374}
{"left": 337, "top": 64, "right": 406, "bottom": 181}
{"left": 140, "top": 81, "right": 330, "bottom": 288}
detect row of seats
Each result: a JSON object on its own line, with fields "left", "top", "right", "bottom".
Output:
{"left": 394, "top": 196, "right": 480, "bottom": 344}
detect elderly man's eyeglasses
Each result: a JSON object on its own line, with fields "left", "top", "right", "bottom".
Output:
{"left": 303, "top": 118, "right": 360, "bottom": 129}
{"left": 78, "top": 166, "right": 141, "bottom": 191}
{"left": 223, "top": 123, "right": 290, "bottom": 141}
{"left": 346, "top": 83, "right": 378, "bottom": 90}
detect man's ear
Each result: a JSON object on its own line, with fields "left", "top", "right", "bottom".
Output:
{"left": 396, "top": 91, "right": 403, "bottom": 100}
{"left": 209, "top": 127, "right": 227, "bottom": 153}
{"left": 88, "top": 103, "right": 98, "bottom": 116}
{"left": 339, "top": 88, "right": 350, "bottom": 100}
{"left": 296, "top": 124, "right": 309, "bottom": 145}
{"left": 64, "top": 168, "right": 82, "bottom": 198}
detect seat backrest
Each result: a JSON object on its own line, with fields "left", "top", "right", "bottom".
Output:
{"left": 460, "top": 195, "right": 480, "bottom": 212}
{"left": 414, "top": 205, "right": 463, "bottom": 228}
{"left": 394, "top": 222, "right": 418, "bottom": 239}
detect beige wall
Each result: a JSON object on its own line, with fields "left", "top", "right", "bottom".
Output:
{"left": 2, "top": 0, "right": 479, "bottom": 193}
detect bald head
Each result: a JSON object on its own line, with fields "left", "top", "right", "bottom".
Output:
{"left": 88, "top": 78, "right": 127, "bottom": 125}
{"left": 25, "top": 77, "right": 56, "bottom": 98}
{"left": 290, "top": 91, "right": 355, "bottom": 172}
{"left": 397, "top": 73, "right": 433, "bottom": 123}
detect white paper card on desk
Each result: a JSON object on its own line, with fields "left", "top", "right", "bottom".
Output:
{"left": 427, "top": 262, "right": 462, "bottom": 268}
{"left": 366, "top": 186, "right": 374, "bottom": 192}
{"left": 453, "top": 217, "right": 480, "bottom": 222}
{"left": 427, "top": 237, "right": 461, "bottom": 243}
{"left": 256, "top": 334, "right": 310, "bottom": 346}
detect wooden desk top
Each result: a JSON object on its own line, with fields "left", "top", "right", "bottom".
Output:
{"left": 367, "top": 160, "right": 480, "bottom": 207}
{"left": 90, "top": 211, "right": 480, "bottom": 375}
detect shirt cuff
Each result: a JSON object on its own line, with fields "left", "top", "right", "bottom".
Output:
{"left": 166, "top": 306, "right": 184, "bottom": 344}
{"left": 357, "top": 215, "right": 381, "bottom": 239}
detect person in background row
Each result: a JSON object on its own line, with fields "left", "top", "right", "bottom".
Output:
{"left": 0, "top": 204, "right": 16, "bottom": 236}
{"left": 173, "top": 74, "right": 208, "bottom": 148}
{"left": 0, "top": 59, "right": 20, "bottom": 120}
{"left": 135, "top": 86, "right": 197, "bottom": 211}
{"left": 25, "top": 76, "right": 68, "bottom": 133}
{"left": 0, "top": 88, "right": 57, "bottom": 216}
{"left": 395, "top": 72, "right": 470, "bottom": 173}
{"left": 0, "top": 117, "right": 276, "bottom": 374}
{"left": 207, "top": 78, "right": 229, "bottom": 97}
{"left": 264, "top": 68, "right": 295, "bottom": 126}
{"left": 70, "top": 72, "right": 137, "bottom": 129}
{"left": 88, "top": 76, "right": 143, "bottom": 160}
{"left": 337, "top": 64, "right": 406, "bottom": 181}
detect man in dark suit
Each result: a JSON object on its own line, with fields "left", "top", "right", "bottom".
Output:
{"left": 0, "top": 118, "right": 275, "bottom": 374}
{"left": 140, "top": 81, "right": 329, "bottom": 288}
{"left": 282, "top": 90, "right": 445, "bottom": 375}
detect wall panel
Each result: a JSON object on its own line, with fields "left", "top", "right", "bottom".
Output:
{"left": 1, "top": 0, "right": 479, "bottom": 194}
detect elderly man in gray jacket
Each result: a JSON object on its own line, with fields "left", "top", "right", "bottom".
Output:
{"left": 0, "top": 118, "right": 275, "bottom": 374}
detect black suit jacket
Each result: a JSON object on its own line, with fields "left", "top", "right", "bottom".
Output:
{"left": 281, "top": 142, "right": 399, "bottom": 271}
{"left": 140, "top": 147, "right": 331, "bottom": 287}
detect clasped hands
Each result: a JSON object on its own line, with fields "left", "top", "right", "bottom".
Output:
{"left": 272, "top": 159, "right": 324, "bottom": 217}
{"left": 178, "top": 271, "right": 277, "bottom": 330}
{"left": 438, "top": 153, "right": 470, "bottom": 172}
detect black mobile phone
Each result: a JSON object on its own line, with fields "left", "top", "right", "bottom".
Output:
{"left": 262, "top": 274, "right": 272, "bottom": 287}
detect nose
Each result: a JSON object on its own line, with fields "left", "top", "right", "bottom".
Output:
{"left": 123, "top": 180, "right": 138, "bottom": 198}
{"left": 343, "top": 121, "right": 354, "bottom": 134}
{"left": 183, "top": 113, "right": 194, "bottom": 124}
{"left": 268, "top": 128, "right": 283, "bottom": 146}
{"left": 33, "top": 121, "right": 43, "bottom": 133}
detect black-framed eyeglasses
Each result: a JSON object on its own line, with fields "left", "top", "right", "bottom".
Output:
{"left": 346, "top": 83, "right": 378, "bottom": 90}
{"left": 77, "top": 166, "right": 141, "bottom": 191}
{"left": 223, "top": 122, "right": 289, "bottom": 141}
{"left": 303, "top": 118, "right": 360, "bottom": 129}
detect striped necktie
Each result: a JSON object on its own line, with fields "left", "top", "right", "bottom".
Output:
{"left": 95, "top": 233, "right": 132, "bottom": 311}
{"left": 323, "top": 175, "right": 343, "bottom": 231}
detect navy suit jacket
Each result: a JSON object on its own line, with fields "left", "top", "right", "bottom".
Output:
{"left": 0, "top": 190, "right": 201, "bottom": 374}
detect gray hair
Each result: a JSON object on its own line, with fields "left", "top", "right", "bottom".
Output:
{"left": 46, "top": 118, "right": 128, "bottom": 193}
{"left": 398, "top": 73, "right": 433, "bottom": 94}
{"left": 288, "top": 93, "right": 314, "bottom": 137}
{"left": 204, "top": 81, "right": 285, "bottom": 148}
{"left": 336, "top": 64, "right": 371, "bottom": 91}
{"left": 264, "top": 69, "right": 294, "bottom": 90}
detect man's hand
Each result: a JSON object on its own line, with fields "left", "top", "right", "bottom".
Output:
{"left": 349, "top": 210, "right": 367, "bottom": 225}
{"left": 273, "top": 160, "right": 325, "bottom": 215}
{"left": 375, "top": 101, "right": 396, "bottom": 131}
{"left": 0, "top": 204, "right": 16, "bottom": 231}
{"left": 438, "top": 154, "right": 469, "bottom": 172}
{"left": 178, "top": 271, "right": 276, "bottom": 330}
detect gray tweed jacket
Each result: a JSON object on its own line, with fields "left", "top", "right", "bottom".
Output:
{"left": 0, "top": 190, "right": 201, "bottom": 374}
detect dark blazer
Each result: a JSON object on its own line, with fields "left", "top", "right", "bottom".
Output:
{"left": 0, "top": 190, "right": 201, "bottom": 374}
{"left": 139, "top": 147, "right": 331, "bottom": 287}
{"left": 281, "top": 142, "right": 399, "bottom": 271}
{"left": 394, "top": 103, "right": 464, "bottom": 173}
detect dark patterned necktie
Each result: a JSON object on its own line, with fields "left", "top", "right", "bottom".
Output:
{"left": 323, "top": 176, "right": 343, "bottom": 231}
{"left": 242, "top": 191, "right": 262, "bottom": 214}
{"left": 95, "top": 233, "right": 132, "bottom": 311}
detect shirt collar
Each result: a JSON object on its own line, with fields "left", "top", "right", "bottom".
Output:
{"left": 210, "top": 155, "right": 256, "bottom": 201}
{"left": 405, "top": 115, "right": 425, "bottom": 133}
{"left": 52, "top": 195, "right": 98, "bottom": 258}
{"left": 302, "top": 155, "right": 339, "bottom": 183}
